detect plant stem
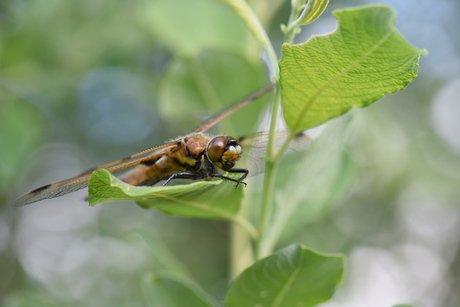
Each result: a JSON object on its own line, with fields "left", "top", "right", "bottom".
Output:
{"left": 229, "top": 199, "right": 255, "bottom": 280}
{"left": 225, "top": 0, "right": 310, "bottom": 260}
{"left": 224, "top": 0, "right": 282, "bottom": 261}
{"left": 254, "top": 0, "right": 306, "bottom": 259}
{"left": 283, "top": 2, "right": 301, "bottom": 43}
{"left": 255, "top": 85, "right": 281, "bottom": 259}
{"left": 230, "top": 214, "right": 259, "bottom": 240}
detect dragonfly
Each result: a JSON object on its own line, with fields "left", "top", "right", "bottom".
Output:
{"left": 14, "top": 85, "right": 309, "bottom": 207}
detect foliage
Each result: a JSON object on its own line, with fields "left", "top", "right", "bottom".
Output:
{"left": 85, "top": 3, "right": 423, "bottom": 306}
{"left": 225, "top": 245, "right": 344, "bottom": 307}
{"left": 280, "top": 5, "right": 425, "bottom": 133}
{"left": 1, "top": 0, "right": 431, "bottom": 306}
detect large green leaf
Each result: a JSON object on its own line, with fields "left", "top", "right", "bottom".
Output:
{"left": 140, "top": 0, "right": 250, "bottom": 56}
{"left": 88, "top": 169, "right": 243, "bottom": 220}
{"left": 225, "top": 244, "right": 344, "bottom": 307}
{"left": 279, "top": 5, "right": 427, "bottom": 133}
{"left": 142, "top": 273, "right": 217, "bottom": 307}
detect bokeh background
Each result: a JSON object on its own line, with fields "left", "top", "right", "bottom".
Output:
{"left": 1, "top": 0, "right": 459, "bottom": 306}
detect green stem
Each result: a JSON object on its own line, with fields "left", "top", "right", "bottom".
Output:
{"left": 230, "top": 215, "right": 259, "bottom": 240}
{"left": 283, "top": 1, "right": 303, "bottom": 43}
{"left": 224, "top": 0, "right": 282, "bottom": 261}
{"left": 255, "top": 0, "right": 309, "bottom": 259}
{"left": 270, "top": 0, "right": 307, "bottom": 161}
{"left": 255, "top": 85, "right": 281, "bottom": 259}
{"left": 225, "top": 0, "right": 310, "bottom": 260}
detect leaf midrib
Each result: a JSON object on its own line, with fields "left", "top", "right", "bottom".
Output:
{"left": 271, "top": 250, "right": 303, "bottom": 307}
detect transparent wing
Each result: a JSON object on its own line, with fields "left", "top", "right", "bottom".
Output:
{"left": 194, "top": 85, "right": 273, "bottom": 133}
{"left": 237, "top": 131, "right": 311, "bottom": 177}
{"left": 13, "top": 141, "right": 181, "bottom": 207}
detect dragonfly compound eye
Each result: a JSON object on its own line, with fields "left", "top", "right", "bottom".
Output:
{"left": 207, "top": 136, "right": 242, "bottom": 171}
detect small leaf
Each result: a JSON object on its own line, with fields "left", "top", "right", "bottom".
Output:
{"left": 280, "top": 5, "right": 427, "bottom": 133}
{"left": 143, "top": 272, "right": 217, "bottom": 307}
{"left": 225, "top": 244, "right": 345, "bottom": 307}
{"left": 297, "top": 0, "right": 330, "bottom": 25}
{"left": 88, "top": 169, "right": 243, "bottom": 219}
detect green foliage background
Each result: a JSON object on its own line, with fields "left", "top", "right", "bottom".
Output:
{"left": 1, "top": 0, "right": 459, "bottom": 306}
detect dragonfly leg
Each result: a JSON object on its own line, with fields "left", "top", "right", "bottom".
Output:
{"left": 161, "top": 169, "right": 249, "bottom": 188}
{"left": 161, "top": 172, "right": 204, "bottom": 186}
{"left": 213, "top": 168, "right": 249, "bottom": 188}
{"left": 228, "top": 168, "right": 249, "bottom": 187}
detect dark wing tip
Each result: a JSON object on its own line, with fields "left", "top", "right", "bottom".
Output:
{"left": 31, "top": 183, "right": 52, "bottom": 194}
{"left": 12, "top": 184, "right": 51, "bottom": 207}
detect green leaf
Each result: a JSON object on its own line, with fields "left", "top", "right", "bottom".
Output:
{"left": 88, "top": 169, "right": 243, "bottom": 220}
{"left": 297, "top": 0, "right": 330, "bottom": 25}
{"left": 140, "top": 0, "right": 250, "bottom": 56}
{"left": 279, "top": 5, "right": 427, "bottom": 133}
{"left": 143, "top": 272, "right": 217, "bottom": 307}
{"left": 225, "top": 244, "right": 345, "bottom": 307}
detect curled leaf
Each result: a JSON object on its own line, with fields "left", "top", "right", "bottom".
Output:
{"left": 297, "top": 0, "right": 329, "bottom": 25}
{"left": 88, "top": 169, "right": 243, "bottom": 219}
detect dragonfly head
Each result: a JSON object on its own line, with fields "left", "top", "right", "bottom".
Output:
{"left": 206, "top": 136, "right": 242, "bottom": 171}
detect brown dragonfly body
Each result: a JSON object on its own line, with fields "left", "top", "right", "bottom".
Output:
{"left": 120, "top": 133, "right": 247, "bottom": 187}
{"left": 14, "top": 86, "right": 275, "bottom": 207}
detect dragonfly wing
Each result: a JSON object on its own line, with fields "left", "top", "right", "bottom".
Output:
{"left": 13, "top": 175, "right": 91, "bottom": 207}
{"left": 238, "top": 131, "right": 311, "bottom": 177}
{"left": 193, "top": 85, "right": 273, "bottom": 133}
{"left": 13, "top": 142, "right": 180, "bottom": 207}
{"left": 72, "top": 141, "right": 180, "bottom": 177}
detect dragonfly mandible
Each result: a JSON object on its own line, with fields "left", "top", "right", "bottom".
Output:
{"left": 14, "top": 85, "right": 290, "bottom": 207}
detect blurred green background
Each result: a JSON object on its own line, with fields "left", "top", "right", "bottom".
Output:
{"left": 1, "top": 0, "right": 459, "bottom": 306}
